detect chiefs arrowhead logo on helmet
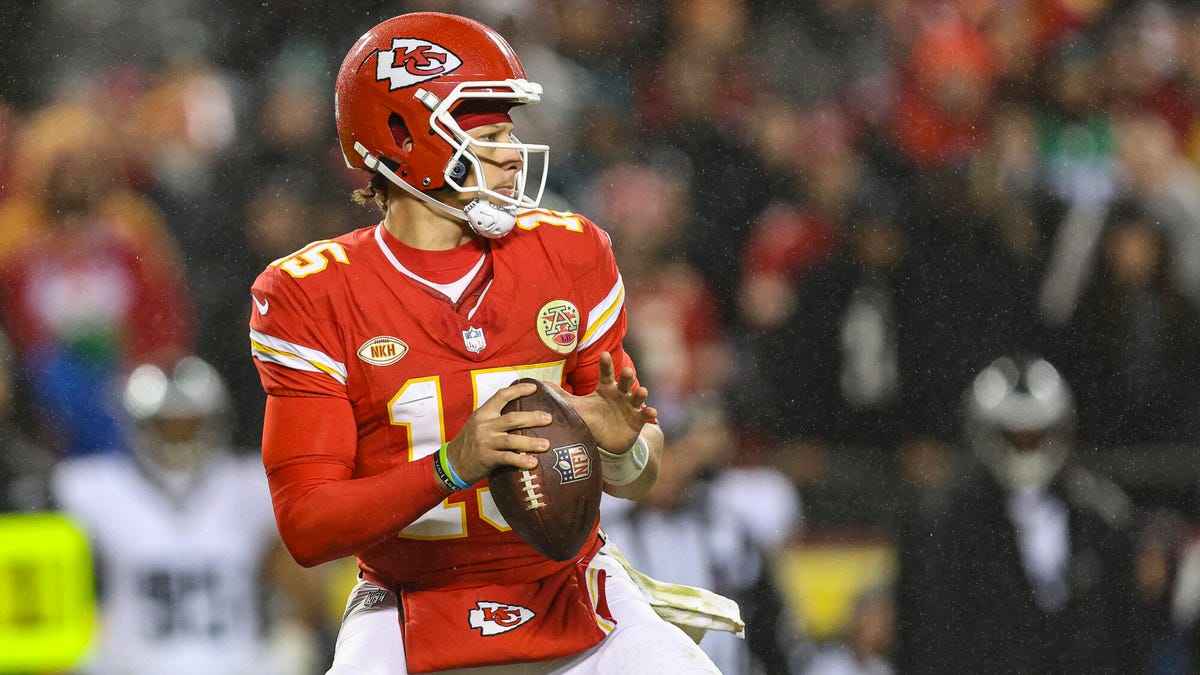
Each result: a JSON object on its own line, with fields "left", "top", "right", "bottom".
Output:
{"left": 375, "top": 38, "right": 463, "bottom": 90}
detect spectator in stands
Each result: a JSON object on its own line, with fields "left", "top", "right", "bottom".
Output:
{"left": 736, "top": 101, "right": 855, "bottom": 337}
{"left": 757, "top": 195, "right": 914, "bottom": 455}
{"left": 1148, "top": 4, "right": 1200, "bottom": 163}
{"left": 887, "top": 14, "right": 996, "bottom": 172}
{"left": 894, "top": 354, "right": 1145, "bottom": 674}
{"left": 0, "top": 126, "right": 195, "bottom": 456}
{"left": 1130, "top": 509, "right": 1194, "bottom": 674}
{"left": 1054, "top": 199, "right": 1200, "bottom": 447}
{"left": 1035, "top": 33, "right": 1119, "bottom": 209}
{"left": 751, "top": 0, "right": 891, "bottom": 110}
{"left": 963, "top": 101, "right": 1059, "bottom": 351}
{"left": 1165, "top": 516, "right": 1200, "bottom": 672}
{"left": 1115, "top": 110, "right": 1200, "bottom": 310}
{"left": 634, "top": 0, "right": 769, "bottom": 324}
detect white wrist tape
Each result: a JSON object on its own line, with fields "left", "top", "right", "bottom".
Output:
{"left": 598, "top": 436, "right": 650, "bottom": 486}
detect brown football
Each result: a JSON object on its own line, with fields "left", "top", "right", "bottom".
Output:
{"left": 490, "top": 378, "right": 602, "bottom": 562}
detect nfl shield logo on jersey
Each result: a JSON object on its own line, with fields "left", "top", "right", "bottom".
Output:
{"left": 362, "top": 588, "right": 389, "bottom": 608}
{"left": 553, "top": 444, "right": 592, "bottom": 484}
{"left": 462, "top": 326, "right": 487, "bottom": 354}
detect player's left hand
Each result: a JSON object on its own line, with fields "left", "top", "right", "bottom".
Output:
{"left": 546, "top": 351, "right": 656, "bottom": 454}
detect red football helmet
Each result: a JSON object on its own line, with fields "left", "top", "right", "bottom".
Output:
{"left": 335, "top": 12, "right": 549, "bottom": 234}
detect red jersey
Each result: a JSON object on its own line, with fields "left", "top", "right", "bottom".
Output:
{"left": 249, "top": 209, "right": 632, "bottom": 590}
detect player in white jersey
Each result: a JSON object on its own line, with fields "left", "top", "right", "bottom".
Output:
{"left": 52, "top": 356, "right": 324, "bottom": 675}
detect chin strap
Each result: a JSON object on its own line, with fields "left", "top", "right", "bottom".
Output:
{"left": 355, "top": 142, "right": 517, "bottom": 239}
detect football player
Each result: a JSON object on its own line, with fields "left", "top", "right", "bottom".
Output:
{"left": 248, "top": 12, "right": 731, "bottom": 674}
{"left": 893, "top": 354, "right": 1144, "bottom": 674}
{"left": 51, "top": 356, "right": 324, "bottom": 674}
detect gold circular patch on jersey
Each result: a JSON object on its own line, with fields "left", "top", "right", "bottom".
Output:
{"left": 537, "top": 300, "right": 580, "bottom": 354}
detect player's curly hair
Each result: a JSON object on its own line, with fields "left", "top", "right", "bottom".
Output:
{"left": 351, "top": 173, "right": 389, "bottom": 213}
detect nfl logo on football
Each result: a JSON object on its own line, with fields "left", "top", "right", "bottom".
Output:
{"left": 461, "top": 326, "right": 487, "bottom": 354}
{"left": 553, "top": 444, "right": 592, "bottom": 484}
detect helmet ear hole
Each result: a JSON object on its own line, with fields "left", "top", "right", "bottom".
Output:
{"left": 388, "top": 113, "right": 412, "bottom": 152}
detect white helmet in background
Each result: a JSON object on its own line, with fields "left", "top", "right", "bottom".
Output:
{"left": 122, "top": 355, "right": 232, "bottom": 493}
{"left": 963, "top": 354, "right": 1075, "bottom": 491}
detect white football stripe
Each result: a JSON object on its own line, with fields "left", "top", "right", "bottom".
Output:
{"left": 579, "top": 275, "right": 624, "bottom": 350}
{"left": 249, "top": 328, "right": 348, "bottom": 385}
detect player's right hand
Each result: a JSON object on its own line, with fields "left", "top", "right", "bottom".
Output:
{"left": 444, "top": 382, "right": 551, "bottom": 484}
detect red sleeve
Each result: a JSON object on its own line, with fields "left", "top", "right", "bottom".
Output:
{"left": 250, "top": 264, "right": 349, "bottom": 399}
{"left": 262, "top": 395, "right": 451, "bottom": 567}
{"left": 564, "top": 218, "right": 640, "bottom": 396}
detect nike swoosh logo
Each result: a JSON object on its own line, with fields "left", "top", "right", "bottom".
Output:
{"left": 253, "top": 294, "right": 269, "bottom": 315}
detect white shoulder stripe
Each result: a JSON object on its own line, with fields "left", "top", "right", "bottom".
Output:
{"left": 579, "top": 275, "right": 624, "bottom": 350}
{"left": 249, "top": 328, "right": 348, "bottom": 385}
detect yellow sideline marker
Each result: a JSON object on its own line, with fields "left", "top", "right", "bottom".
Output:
{"left": 0, "top": 512, "right": 95, "bottom": 672}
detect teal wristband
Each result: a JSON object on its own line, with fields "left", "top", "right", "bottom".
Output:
{"left": 436, "top": 443, "right": 471, "bottom": 491}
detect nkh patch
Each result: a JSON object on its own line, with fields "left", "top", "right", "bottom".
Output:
{"left": 462, "top": 326, "right": 487, "bottom": 353}
{"left": 357, "top": 336, "right": 408, "bottom": 366}
{"left": 468, "top": 601, "right": 536, "bottom": 636}
{"left": 553, "top": 444, "right": 592, "bottom": 484}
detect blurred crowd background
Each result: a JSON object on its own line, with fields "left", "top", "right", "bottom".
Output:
{"left": 6, "top": 0, "right": 1200, "bottom": 672}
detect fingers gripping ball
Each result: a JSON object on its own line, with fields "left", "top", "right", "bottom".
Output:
{"left": 491, "top": 379, "right": 602, "bottom": 562}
